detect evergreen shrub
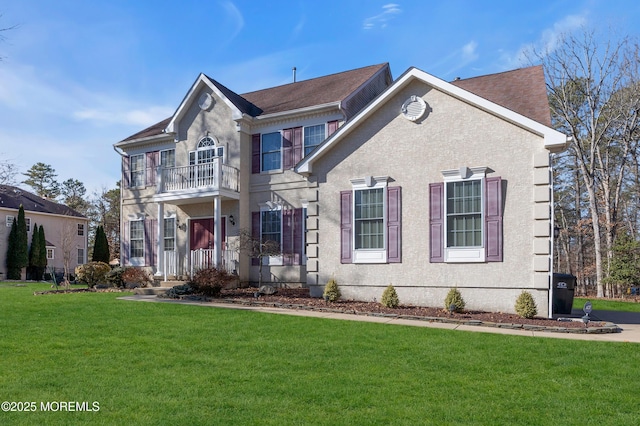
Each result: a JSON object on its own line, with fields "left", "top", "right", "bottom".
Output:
{"left": 323, "top": 277, "right": 341, "bottom": 302}
{"left": 444, "top": 288, "right": 466, "bottom": 313}
{"left": 515, "top": 291, "right": 538, "bottom": 319}
{"left": 381, "top": 284, "right": 400, "bottom": 308}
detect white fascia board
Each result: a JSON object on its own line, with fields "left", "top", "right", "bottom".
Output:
{"left": 254, "top": 102, "right": 341, "bottom": 122}
{"left": 165, "top": 74, "right": 244, "bottom": 135}
{"left": 113, "top": 133, "right": 173, "bottom": 150}
{"left": 297, "top": 67, "right": 568, "bottom": 174}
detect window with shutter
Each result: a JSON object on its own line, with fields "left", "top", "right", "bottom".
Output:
{"left": 429, "top": 170, "right": 503, "bottom": 263}
{"left": 340, "top": 180, "right": 401, "bottom": 264}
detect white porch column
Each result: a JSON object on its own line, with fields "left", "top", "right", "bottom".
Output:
{"left": 156, "top": 202, "right": 165, "bottom": 277}
{"left": 213, "top": 196, "right": 222, "bottom": 268}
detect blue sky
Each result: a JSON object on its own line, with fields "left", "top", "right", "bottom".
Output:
{"left": 0, "top": 0, "right": 638, "bottom": 194}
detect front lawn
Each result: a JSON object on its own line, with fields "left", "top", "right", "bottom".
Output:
{"left": 1, "top": 283, "right": 638, "bottom": 425}
{"left": 574, "top": 296, "right": 640, "bottom": 313}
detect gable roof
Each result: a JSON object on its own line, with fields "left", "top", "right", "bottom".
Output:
{"left": 0, "top": 185, "right": 86, "bottom": 218}
{"left": 296, "top": 65, "right": 567, "bottom": 175}
{"left": 118, "top": 63, "right": 391, "bottom": 143}
{"left": 450, "top": 65, "right": 551, "bottom": 127}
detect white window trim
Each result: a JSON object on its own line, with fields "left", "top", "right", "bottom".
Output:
{"left": 442, "top": 166, "right": 489, "bottom": 263}
{"left": 129, "top": 219, "right": 145, "bottom": 266}
{"left": 130, "top": 154, "right": 145, "bottom": 188}
{"left": 77, "top": 248, "right": 85, "bottom": 265}
{"left": 350, "top": 176, "right": 388, "bottom": 264}
{"left": 6, "top": 215, "right": 14, "bottom": 227}
{"left": 78, "top": 223, "right": 85, "bottom": 236}
{"left": 163, "top": 215, "right": 176, "bottom": 252}
{"left": 259, "top": 203, "right": 283, "bottom": 266}
{"left": 26, "top": 217, "right": 31, "bottom": 232}
{"left": 47, "top": 248, "right": 55, "bottom": 260}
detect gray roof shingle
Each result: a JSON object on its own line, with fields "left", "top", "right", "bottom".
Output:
{"left": 0, "top": 185, "right": 86, "bottom": 218}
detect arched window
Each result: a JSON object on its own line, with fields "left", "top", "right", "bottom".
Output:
{"left": 190, "top": 136, "right": 225, "bottom": 165}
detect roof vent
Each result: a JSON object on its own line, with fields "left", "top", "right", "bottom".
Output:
{"left": 292, "top": 67, "right": 297, "bottom": 83}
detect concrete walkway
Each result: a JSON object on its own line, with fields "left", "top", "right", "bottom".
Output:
{"left": 120, "top": 295, "right": 640, "bottom": 343}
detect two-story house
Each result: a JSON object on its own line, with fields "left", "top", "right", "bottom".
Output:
{"left": 0, "top": 185, "right": 88, "bottom": 280}
{"left": 114, "top": 63, "right": 392, "bottom": 286}
{"left": 115, "top": 63, "right": 568, "bottom": 317}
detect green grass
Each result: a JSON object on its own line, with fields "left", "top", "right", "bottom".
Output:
{"left": 574, "top": 296, "right": 640, "bottom": 313}
{"left": 1, "top": 282, "right": 639, "bottom": 425}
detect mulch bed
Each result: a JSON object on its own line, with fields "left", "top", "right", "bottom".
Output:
{"left": 215, "top": 287, "right": 619, "bottom": 334}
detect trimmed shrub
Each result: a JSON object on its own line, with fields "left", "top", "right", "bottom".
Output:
{"left": 323, "top": 278, "right": 341, "bottom": 302}
{"left": 515, "top": 291, "right": 538, "bottom": 319}
{"left": 105, "top": 266, "right": 126, "bottom": 288}
{"left": 188, "top": 267, "right": 236, "bottom": 297}
{"left": 163, "top": 283, "right": 194, "bottom": 299}
{"left": 121, "top": 267, "right": 153, "bottom": 289}
{"left": 381, "top": 284, "right": 400, "bottom": 308}
{"left": 444, "top": 288, "right": 465, "bottom": 313}
{"left": 75, "top": 261, "right": 111, "bottom": 287}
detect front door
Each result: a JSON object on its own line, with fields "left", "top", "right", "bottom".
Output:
{"left": 190, "top": 218, "right": 226, "bottom": 251}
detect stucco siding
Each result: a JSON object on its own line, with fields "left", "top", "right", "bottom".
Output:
{"left": 308, "top": 80, "right": 552, "bottom": 315}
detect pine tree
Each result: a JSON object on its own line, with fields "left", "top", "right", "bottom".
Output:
{"left": 15, "top": 205, "right": 29, "bottom": 277}
{"left": 37, "top": 225, "right": 47, "bottom": 280}
{"left": 92, "top": 225, "right": 110, "bottom": 263}
{"left": 6, "top": 218, "right": 20, "bottom": 279}
{"left": 28, "top": 222, "right": 40, "bottom": 280}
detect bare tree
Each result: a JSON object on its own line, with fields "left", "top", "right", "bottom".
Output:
{"left": 59, "top": 222, "right": 75, "bottom": 283}
{"left": 236, "top": 228, "right": 282, "bottom": 288}
{"left": 535, "top": 28, "right": 640, "bottom": 297}
{"left": 0, "top": 155, "right": 19, "bottom": 185}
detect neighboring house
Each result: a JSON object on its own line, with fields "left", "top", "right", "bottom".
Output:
{"left": 0, "top": 185, "right": 89, "bottom": 280}
{"left": 115, "top": 63, "right": 568, "bottom": 317}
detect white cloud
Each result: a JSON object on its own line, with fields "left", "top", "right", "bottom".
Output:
{"left": 363, "top": 3, "right": 402, "bottom": 30}
{"left": 507, "top": 13, "right": 588, "bottom": 68}
{"left": 219, "top": 1, "right": 245, "bottom": 44}
{"left": 73, "top": 106, "right": 173, "bottom": 127}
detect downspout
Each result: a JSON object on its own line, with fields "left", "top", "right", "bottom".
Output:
{"left": 113, "top": 145, "right": 126, "bottom": 266}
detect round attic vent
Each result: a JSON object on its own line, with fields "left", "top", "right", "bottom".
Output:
{"left": 401, "top": 95, "right": 427, "bottom": 121}
{"left": 198, "top": 93, "right": 213, "bottom": 110}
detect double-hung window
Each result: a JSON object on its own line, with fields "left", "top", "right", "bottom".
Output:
{"left": 261, "top": 132, "right": 281, "bottom": 172}
{"left": 429, "top": 167, "right": 503, "bottom": 263}
{"left": 161, "top": 149, "right": 175, "bottom": 169}
{"left": 446, "top": 180, "right": 482, "bottom": 248}
{"left": 261, "top": 210, "right": 281, "bottom": 246}
{"left": 78, "top": 223, "right": 84, "bottom": 236}
{"left": 164, "top": 217, "right": 176, "bottom": 252}
{"left": 354, "top": 188, "right": 385, "bottom": 250}
{"left": 6, "top": 215, "right": 14, "bottom": 227}
{"left": 340, "top": 177, "right": 401, "bottom": 264}
{"left": 130, "top": 154, "right": 145, "bottom": 187}
{"left": 129, "top": 220, "right": 145, "bottom": 263}
{"left": 304, "top": 124, "right": 325, "bottom": 156}
{"left": 77, "top": 248, "right": 84, "bottom": 265}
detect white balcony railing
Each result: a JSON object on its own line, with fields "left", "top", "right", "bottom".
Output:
{"left": 157, "top": 159, "right": 239, "bottom": 194}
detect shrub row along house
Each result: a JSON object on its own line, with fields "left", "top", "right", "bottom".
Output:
{"left": 114, "top": 63, "right": 567, "bottom": 317}
{"left": 0, "top": 185, "right": 88, "bottom": 280}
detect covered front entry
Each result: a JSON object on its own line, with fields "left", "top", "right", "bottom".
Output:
{"left": 189, "top": 217, "right": 233, "bottom": 274}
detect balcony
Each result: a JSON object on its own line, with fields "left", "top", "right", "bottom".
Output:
{"left": 154, "top": 159, "right": 240, "bottom": 202}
